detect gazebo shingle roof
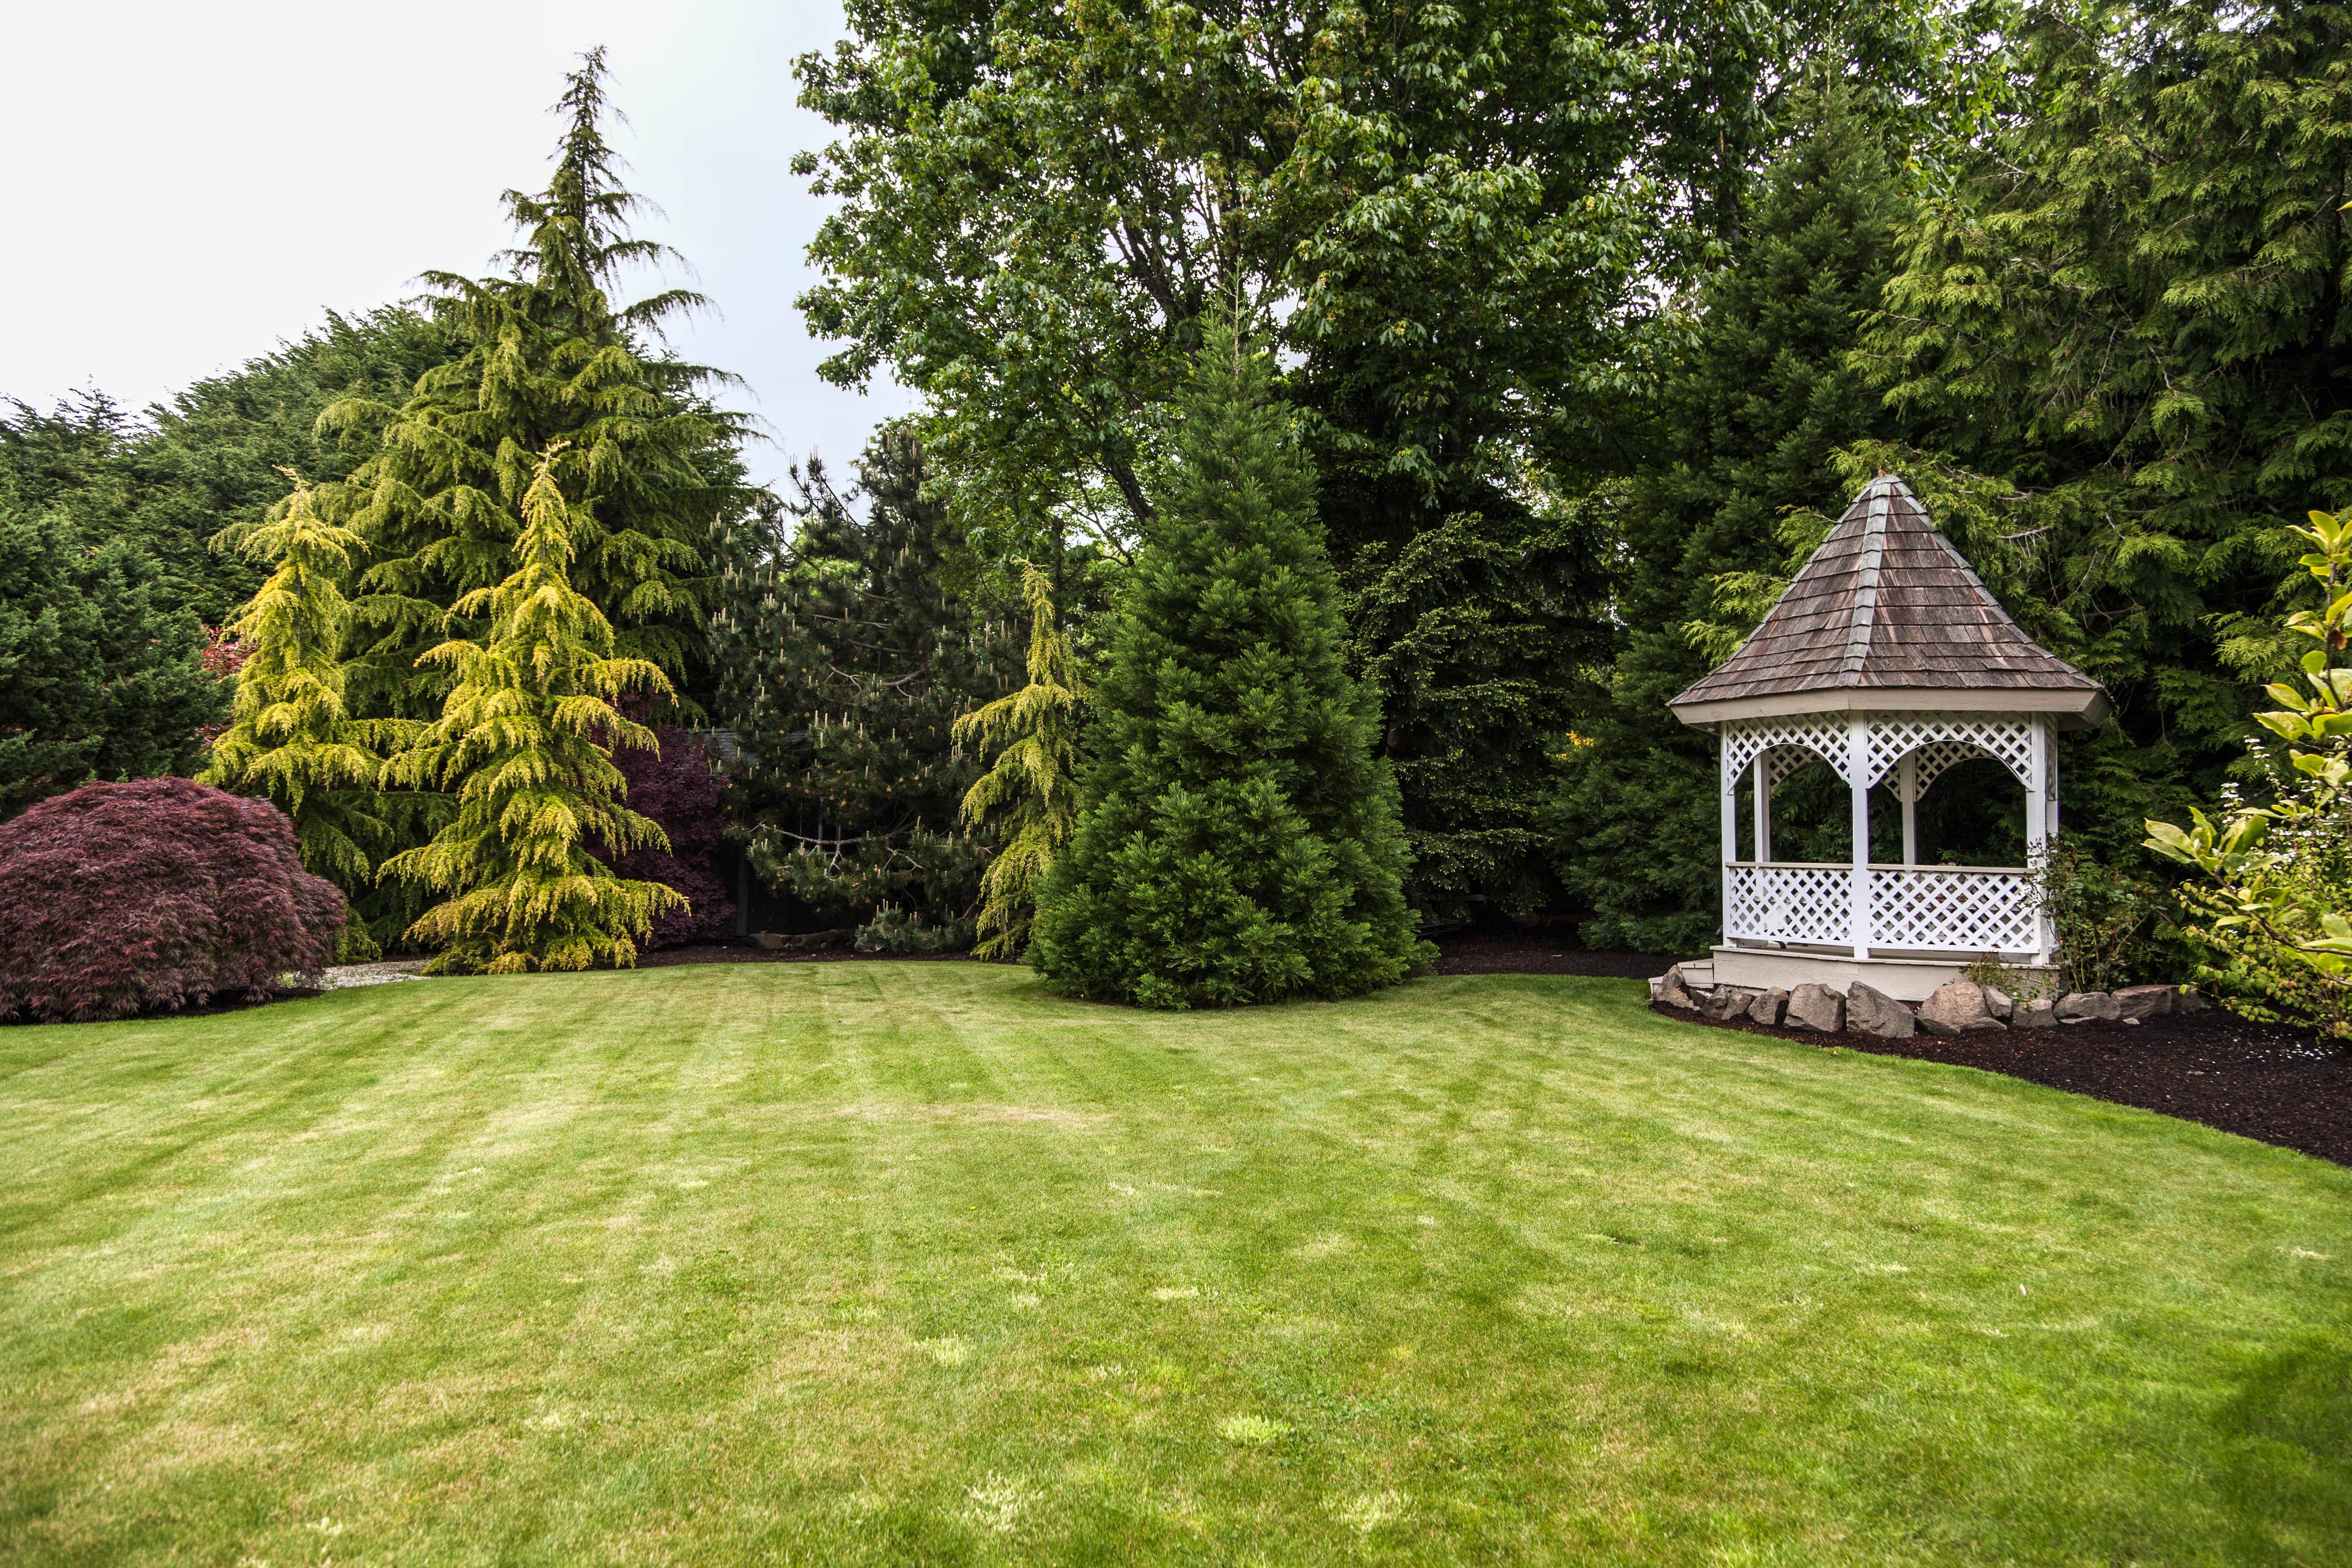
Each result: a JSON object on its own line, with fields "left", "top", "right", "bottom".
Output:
{"left": 1669, "top": 475, "right": 2106, "bottom": 724}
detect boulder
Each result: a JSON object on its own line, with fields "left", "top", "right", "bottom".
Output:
{"left": 2014, "top": 997, "right": 2059, "bottom": 1028}
{"left": 1658, "top": 966, "right": 1698, "bottom": 1011}
{"left": 1919, "top": 980, "right": 2005, "bottom": 1035}
{"left": 1981, "top": 985, "right": 2015, "bottom": 1021}
{"left": 1750, "top": 987, "right": 1790, "bottom": 1027}
{"left": 2114, "top": 985, "right": 2174, "bottom": 1020}
{"left": 1844, "top": 982, "right": 1917, "bottom": 1039}
{"left": 2056, "top": 991, "right": 2120, "bottom": 1023}
{"left": 2176, "top": 986, "right": 2210, "bottom": 1014}
{"left": 1785, "top": 983, "right": 1845, "bottom": 1033}
{"left": 1703, "top": 987, "right": 1754, "bottom": 1022}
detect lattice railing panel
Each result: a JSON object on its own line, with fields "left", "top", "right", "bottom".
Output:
{"left": 1865, "top": 715, "right": 2035, "bottom": 790}
{"left": 1725, "top": 863, "right": 1854, "bottom": 946}
{"left": 1869, "top": 866, "right": 2041, "bottom": 953}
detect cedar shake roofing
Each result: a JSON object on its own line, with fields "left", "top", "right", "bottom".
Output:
{"left": 1669, "top": 475, "right": 2108, "bottom": 726}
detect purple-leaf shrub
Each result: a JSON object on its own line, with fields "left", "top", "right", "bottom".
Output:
{"left": 606, "top": 725, "right": 735, "bottom": 947}
{"left": 0, "top": 777, "right": 346, "bottom": 1023}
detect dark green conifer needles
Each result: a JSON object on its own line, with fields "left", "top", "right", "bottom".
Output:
{"left": 1030, "top": 320, "right": 1427, "bottom": 1007}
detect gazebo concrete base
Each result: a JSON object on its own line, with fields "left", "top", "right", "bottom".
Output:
{"left": 1707, "top": 945, "right": 2059, "bottom": 1003}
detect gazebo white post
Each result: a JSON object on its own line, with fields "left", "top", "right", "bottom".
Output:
{"left": 1848, "top": 716, "right": 1872, "bottom": 960}
{"left": 1898, "top": 751, "right": 1919, "bottom": 866}
{"left": 1721, "top": 727, "right": 1738, "bottom": 923}
{"left": 1752, "top": 750, "right": 1772, "bottom": 864}
{"left": 2027, "top": 716, "right": 2055, "bottom": 965}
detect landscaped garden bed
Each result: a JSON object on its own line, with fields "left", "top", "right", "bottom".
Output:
{"left": 1653, "top": 996, "right": 2350, "bottom": 1167}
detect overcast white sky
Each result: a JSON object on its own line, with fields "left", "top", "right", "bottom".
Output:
{"left": 0, "top": 0, "right": 908, "bottom": 491}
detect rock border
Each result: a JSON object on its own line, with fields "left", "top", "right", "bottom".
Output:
{"left": 1647, "top": 968, "right": 2205, "bottom": 1041}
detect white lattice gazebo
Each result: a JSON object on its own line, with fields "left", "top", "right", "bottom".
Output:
{"left": 1668, "top": 476, "right": 2110, "bottom": 1002}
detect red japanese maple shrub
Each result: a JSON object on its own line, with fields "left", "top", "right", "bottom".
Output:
{"left": 605, "top": 725, "right": 735, "bottom": 947}
{"left": 0, "top": 777, "right": 346, "bottom": 1022}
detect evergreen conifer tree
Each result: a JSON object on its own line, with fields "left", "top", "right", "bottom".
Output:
{"left": 710, "top": 429, "right": 1017, "bottom": 948}
{"left": 0, "top": 505, "right": 224, "bottom": 816}
{"left": 319, "top": 50, "right": 744, "bottom": 721}
{"left": 1029, "top": 319, "right": 1426, "bottom": 1007}
{"left": 380, "top": 445, "right": 682, "bottom": 973}
{"left": 200, "top": 475, "right": 403, "bottom": 891}
{"left": 954, "top": 562, "right": 1086, "bottom": 958}
{"left": 1549, "top": 86, "right": 1916, "bottom": 950}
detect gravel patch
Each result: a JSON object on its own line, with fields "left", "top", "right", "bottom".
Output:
{"left": 318, "top": 959, "right": 433, "bottom": 991}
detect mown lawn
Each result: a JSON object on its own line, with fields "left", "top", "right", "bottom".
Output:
{"left": 1, "top": 965, "right": 2347, "bottom": 1566}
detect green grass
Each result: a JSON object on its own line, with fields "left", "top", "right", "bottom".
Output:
{"left": 2, "top": 966, "right": 2349, "bottom": 1566}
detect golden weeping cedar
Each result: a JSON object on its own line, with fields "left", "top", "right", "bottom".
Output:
{"left": 954, "top": 563, "right": 1086, "bottom": 960}
{"left": 202, "top": 473, "right": 413, "bottom": 891}
{"left": 378, "top": 442, "right": 683, "bottom": 974}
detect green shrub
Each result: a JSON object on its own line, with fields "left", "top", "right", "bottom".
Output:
{"left": 1029, "top": 319, "right": 1427, "bottom": 1008}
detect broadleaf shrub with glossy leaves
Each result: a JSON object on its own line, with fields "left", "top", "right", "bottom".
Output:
{"left": 0, "top": 777, "right": 346, "bottom": 1023}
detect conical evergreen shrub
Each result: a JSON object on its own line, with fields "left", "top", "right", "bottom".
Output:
{"left": 1029, "top": 319, "right": 1426, "bottom": 1007}
{"left": 202, "top": 475, "right": 404, "bottom": 892}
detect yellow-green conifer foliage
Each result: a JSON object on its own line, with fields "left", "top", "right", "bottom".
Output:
{"left": 201, "top": 476, "right": 400, "bottom": 888}
{"left": 954, "top": 563, "right": 1086, "bottom": 958}
{"left": 380, "top": 446, "right": 682, "bottom": 973}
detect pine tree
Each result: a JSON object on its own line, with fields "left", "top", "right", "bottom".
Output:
{"left": 954, "top": 562, "right": 1086, "bottom": 958}
{"left": 710, "top": 429, "right": 1017, "bottom": 948}
{"left": 1029, "top": 319, "right": 1426, "bottom": 1007}
{"left": 379, "top": 445, "right": 682, "bottom": 973}
{"left": 200, "top": 475, "right": 403, "bottom": 891}
{"left": 319, "top": 49, "right": 744, "bottom": 722}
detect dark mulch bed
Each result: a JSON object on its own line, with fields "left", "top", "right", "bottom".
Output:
{"left": 1654, "top": 1000, "right": 2351, "bottom": 1167}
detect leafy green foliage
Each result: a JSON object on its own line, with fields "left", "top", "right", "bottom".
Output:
{"left": 1549, "top": 87, "right": 1918, "bottom": 950}
{"left": 2033, "top": 843, "right": 2162, "bottom": 993}
{"left": 200, "top": 478, "right": 408, "bottom": 890}
{"left": 320, "top": 50, "right": 746, "bottom": 722}
{"left": 0, "top": 503, "right": 225, "bottom": 817}
{"left": 1030, "top": 322, "right": 1426, "bottom": 1007}
{"left": 379, "top": 447, "right": 683, "bottom": 974}
{"left": 793, "top": 0, "right": 1662, "bottom": 917}
{"left": 955, "top": 563, "right": 1087, "bottom": 959}
{"left": 2148, "top": 509, "right": 2352, "bottom": 1037}
{"left": 712, "top": 430, "right": 1017, "bottom": 948}
{"left": 1857, "top": 0, "right": 2352, "bottom": 859}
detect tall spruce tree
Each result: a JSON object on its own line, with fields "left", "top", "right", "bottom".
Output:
{"left": 1029, "top": 320, "right": 1425, "bottom": 1007}
{"left": 710, "top": 429, "right": 1017, "bottom": 948}
{"left": 200, "top": 477, "right": 402, "bottom": 891}
{"left": 318, "top": 50, "right": 744, "bottom": 723}
{"left": 1549, "top": 88, "right": 1918, "bottom": 951}
{"left": 380, "top": 445, "right": 681, "bottom": 973}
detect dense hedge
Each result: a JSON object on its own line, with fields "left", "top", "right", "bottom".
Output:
{"left": 0, "top": 778, "right": 345, "bottom": 1023}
